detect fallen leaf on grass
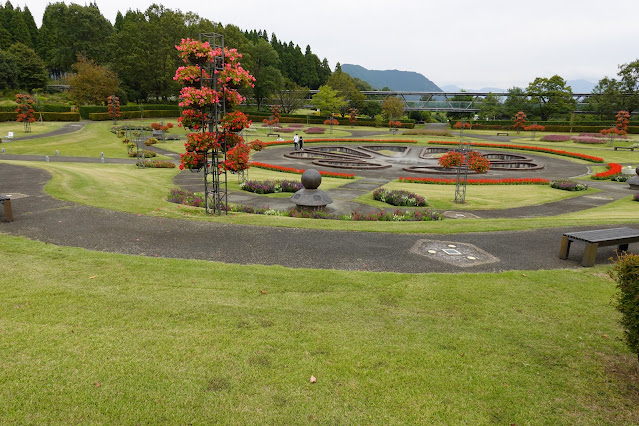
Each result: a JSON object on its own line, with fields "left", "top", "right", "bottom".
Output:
{"left": 310, "top": 375, "right": 317, "bottom": 383}
{"left": 94, "top": 382, "right": 101, "bottom": 388}
{"left": 260, "top": 290, "right": 268, "bottom": 294}
{"left": 89, "top": 276, "right": 97, "bottom": 279}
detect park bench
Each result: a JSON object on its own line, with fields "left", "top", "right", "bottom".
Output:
{"left": 0, "top": 194, "right": 13, "bottom": 222}
{"left": 496, "top": 132, "right": 509, "bottom": 136}
{"left": 613, "top": 146, "right": 635, "bottom": 151}
{"left": 559, "top": 227, "right": 639, "bottom": 267}
{"left": 267, "top": 133, "right": 280, "bottom": 137}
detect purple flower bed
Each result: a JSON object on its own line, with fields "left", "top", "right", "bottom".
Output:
{"left": 634, "top": 193, "right": 639, "bottom": 202}
{"left": 288, "top": 208, "right": 442, "bottom": 221}
{"left": 550, "top": 180, "right": 588, "bottom": 191}
{"left": 572, "top": 136, "right": 605, "bottom": 144}
{"left": 288, "top": 124, "right": 304, "bottom": 128}
{"left": 167, "top": 188, "right": 205, "bottom": 207}
{"left": 540, "top": 135, "right": 572, "bottom": 142}
{"left": 279, "top": 127, "right": 297, "bottom": 133}
{"left": 240, "top": 179, "right": 303, "bottom": 194}
{"left": 372, "top": 188, "right": 427, "bottom": 207}
{"left": 305, "top": 127, "right": 325, "bottom": 134}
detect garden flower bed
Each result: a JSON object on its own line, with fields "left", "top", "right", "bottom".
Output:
{"left": 373, "top": 188, "right": 427, "bottom": 207}
{"left": 550, "top": 180, "right": 588, "bottom": 191}
{"left": 264, "top": 138, "right": 418, "bottom": 147}
{"left": 250, "top": 161, "right": 355, "bottom": 179}
{"left": 540, "top": 135, "right": 572, "bottom": 142}
{"left": 167, "top": 189, "right": 441, "bottom": 222}
{"left": 591, "top": 163, "right": 623, "bottom": 180}
{"left": 240, "top": 179, "right": 303, "bottom": 194}
{"left": 399, "top": 177, "right": 550, "bottom": 185}
{"left": 428, "top": 141, "right": 604, "bottom": 163}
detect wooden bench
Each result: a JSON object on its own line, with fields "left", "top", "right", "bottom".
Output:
{"left": 496, "top": 132, "right": 509, "bottom": 136}
{"left": 559, "top": 227, "right": 639, "bottom": 267}
{"left": 267, "top": 133, "right": 280, "bottom": 137}
{"left": 613, "top": 146, "right": 635, "bottom": 151}
{"left": 0, "top": 194, "right": 13, "bottom": 222}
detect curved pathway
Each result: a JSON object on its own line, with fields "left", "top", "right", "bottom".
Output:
{"left": 1, "top": 162, "right": 637, "bottom": 273}
{"left": 6, "top": 121, "right": 89, "bottom": 141}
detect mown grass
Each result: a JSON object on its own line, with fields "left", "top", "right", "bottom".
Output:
{"left": 0, "top": 121, "right": 68, "bottom": 138}
{"left": 354, "top": 181, "right": 598, "bottom": 211}
{"left": 0, "top": 234, "right": 637, "bottom": 423}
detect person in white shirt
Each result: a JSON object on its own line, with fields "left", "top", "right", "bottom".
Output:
{"left": 293, "top": 133, "right": 299, "bottom": 150}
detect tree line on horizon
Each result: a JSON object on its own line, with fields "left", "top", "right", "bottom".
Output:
{"left": 0, "top": 1, "right": 638, "bottom": 122}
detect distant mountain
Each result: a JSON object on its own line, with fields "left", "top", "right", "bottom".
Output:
{"left": 441, "top": 84, "right": 507, "bottom": 93}
{"left": 342, "top": 64, "right": 442, "bottom": 92}
{"left": 443, "top": 80, "right": 596, "bottom": 93}
{"left": 566, "top": 79, "right": 596, "bottom": 93}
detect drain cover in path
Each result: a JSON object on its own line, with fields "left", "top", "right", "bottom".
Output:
{"left": 410, "top": 239, "right": 499, "bottom": 267}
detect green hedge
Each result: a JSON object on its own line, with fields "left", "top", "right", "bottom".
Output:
{"left": 0, "top": 111, "right": 79, "bottom": 121}
{"left": 0, "top": 112, "right": 18, "bottom": 121}
{"left": 41, "top": 112, "right": 80, "bottom": 121}
{"left": 246, "top": 115, "right": 415, "bottom": 129}
{"left": 89, "top": 110, "right": 180, "bottom": 121}
{"left": 80, "top": 104, "right": 180, "bottom": 119}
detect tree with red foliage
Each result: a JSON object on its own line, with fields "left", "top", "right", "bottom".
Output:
{"left": 15, "top": 93, "right": 36, "bottom": 132}
{"left": 513, "top": 111, "right": 527, "bottom": 134}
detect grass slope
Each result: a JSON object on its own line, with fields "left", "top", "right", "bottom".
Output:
{"left": 0, "top": 235, "right": 637, "bottom": 423}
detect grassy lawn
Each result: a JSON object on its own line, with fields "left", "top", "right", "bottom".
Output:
{"left": 0, "top": 121, "right": 68, "bottom": 138}
{"left": 0, "top": 235, "right": 636, "bottom": 423}
{"left": 355, "top": 181, "right": 597, "bottom": 211}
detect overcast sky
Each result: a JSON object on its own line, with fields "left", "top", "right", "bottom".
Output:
{"left": 16, "top": 0, "right": 639, "bottom": 90}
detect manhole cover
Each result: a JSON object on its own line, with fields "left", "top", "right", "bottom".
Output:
{"left": 410, "top": 239, "right": 500, "bottom": 267}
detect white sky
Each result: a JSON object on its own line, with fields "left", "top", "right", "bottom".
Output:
{"left": 15, "top": 0, "right": 639, "bottom": 90}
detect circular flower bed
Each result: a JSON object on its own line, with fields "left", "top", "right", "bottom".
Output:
{"left": 373, "top": 188, "right": 427, "bottom": 207}
{"left": 550, "top": 180, "right": 588, "bottom": 191}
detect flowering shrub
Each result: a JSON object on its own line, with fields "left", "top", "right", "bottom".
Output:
{"left": 240, "top": 179, "right": 303, "bottom": 194}
{"left": 427, "top": 141, "right": 605, "bottom": 163}
{"left": 167, "top": 188, "right": 205, "bottom": 207}
{"left": 373, "top": 188, "right": 427, "bottom": 207}
{"left": 144, "top": 137, "right": 159, "bottom": 146}
{"left": 185, "top": 132, "right": 217, "bottom": 152}
{"left": 399, "top": 177, "right": 550, "bottom": 185}
{"left": 438, "top": 151, "right": 464, "bottom": 168}
{"left": 179, "top": 152, "right": 205, "bottom": 170}
{"left": 572, "top": 136, "right": 605, "bottom": 144}
{"left": 173, "top": 65, "right": 210, "bottom": 85}
{"left": 15, "top": 93, "right": 36, "bottom": 131}
{"left": 324, "top": 118, "right": 339, "bottom": 125}
{"left": 262, "top": 105, "right": 281, "bottom": 127}
{"left": 349, "top": 108, "right": 358, "bottom": 126}
{"left": 453, "top": 121, "right": 471, "bottom": 129}
{"left": 592, "top": 163, "right": 623, "bottom": 180}
{"left": 550, "top": 180, "right": 588, "bottom": 191}
{"left": 136, "top": 160, "right": 176, "bottom": 168}
{"left": 388, "top": 120, "right": 402, "bottom": 128}
{"left": 305, "top": 127, "right": 325, "bottom": 134}
{"left": 438, "top": 150, "right": 490, "bottom": 172}
{"left": 634, "top": 193, "right": 639, "bottom": 202}
{"left": 223, "top": 143, "right": 251, "bottom": 172}
{"left": 466, "top": 152, "right": 491, "bottom": 173}
{"left": 107, "top": 95, "right": 120, "bottom": 122}
{"left": 178, "top": 109, "right": 206, "bottom": 130}
{"left": 513, "top": 111, "right": 527, "bottom": 132}
{"left": 221, "top": 110, "right": 251, "bottom": 132}
{"left": 179, "top": 86, "right": 219, "bottom": 108}
{"left": 611, "top": 174, "right": 629, "bottom": 182}
{"left": 250, "top": 161, "right": 355, "bottom": 179}
{"left": 248, "top": 139, "right": 265, "bottom": 151}
{"left": 523, "top": 124, "right": 545, "bottom": 132}
{"left": 540, "top": 135, "right": 572, "bottom": 142}
{"left": 175, "top": 38, "right": 217, "bottom": 63}
{"left": 219, "top": 132, "right": 243, "bottom": 150}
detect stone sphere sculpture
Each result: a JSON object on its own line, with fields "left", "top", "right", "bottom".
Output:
{"left": 290, "top": 168, "right": 333, "bottom": 208}
{"left": 627, "top": 166, "right": 639, "bottom": 190}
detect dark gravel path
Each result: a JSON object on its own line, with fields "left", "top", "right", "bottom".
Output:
{"left": 1, "top": 162, "right": 637, "bottom": 273}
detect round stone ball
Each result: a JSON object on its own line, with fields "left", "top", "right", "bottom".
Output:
{"left": 301, "top": 168, "right": 322, "bottom": 189}
{"left": 636, "top": 165, "right": 639, "bottom": 176}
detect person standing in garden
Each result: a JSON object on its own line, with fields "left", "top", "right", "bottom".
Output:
{"left": 299, "top": 136, "right": 304, "bottom": 150}
{"left": 293, "top": 133, "right": 299, "bottom": 150}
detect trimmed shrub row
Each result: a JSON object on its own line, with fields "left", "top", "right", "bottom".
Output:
{"left": 88, "top": 110, "right": 180, "bottom": 121}
{"left": 0, "top": 111, "right": 80, "bottom": 121}
{"left": 0, "top": 103, "right": 72, "bottom": 113}
{"left": 79, "top": 104, "right": 180, "bottom": 119}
